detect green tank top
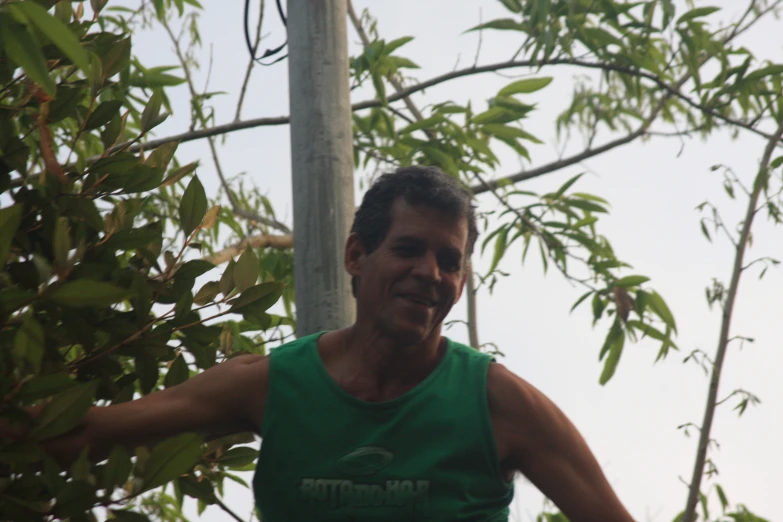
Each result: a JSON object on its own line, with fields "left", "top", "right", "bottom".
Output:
{"left": 252, "top": 332, "right": 514, "bottom": 521}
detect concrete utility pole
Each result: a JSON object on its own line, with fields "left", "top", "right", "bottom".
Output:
{"left": 287, "top": 0, "right": 356, "bottom": 336}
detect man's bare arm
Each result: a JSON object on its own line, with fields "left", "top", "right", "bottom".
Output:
{"left": 487, "top": 362, "right": 635, "bottom": 522}
{"left": 18, "top": 354, "right": 268, "bottom": 467}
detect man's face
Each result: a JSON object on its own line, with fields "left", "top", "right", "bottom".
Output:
{"left": 347, "top": 198, "right": 469, "bottom": 345}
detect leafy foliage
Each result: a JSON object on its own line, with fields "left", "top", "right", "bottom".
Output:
{"left": 0, "top": 1, "right": 288, "bottom": 520}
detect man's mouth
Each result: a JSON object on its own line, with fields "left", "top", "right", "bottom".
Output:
{"left": 400, "top": 294, "right": 437, "bottom": 307}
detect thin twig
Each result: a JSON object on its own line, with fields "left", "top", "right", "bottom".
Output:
{"left": 162, "top": 16, "right": 291, "bottom": 235}
{"left": 214, "top": 496, "right": 244, "bottom": 522}
{"left": 235, "top": 0, "right": 266, "bottom": 122}
{"left": 681, "top": 119, "right": 783, "bottom": 522}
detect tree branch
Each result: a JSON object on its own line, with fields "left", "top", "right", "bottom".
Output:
{"left": 235, "top": 0, "right": 265, "bottom": 122}
{"left": 682, "top": 118, "right": 783, "bottom": 522}
{"left": 466, "top": 261, "right": 480, "bottom": 349}
{"left": 108, "top": 45, "right": 779, "bottom": 162}
{"left": 204, "top": 233, "right": 292, "bottom": 266}
{"left": 213, "top": 495, "right": 245, "bottom": 522}
{"left": 161, "top": 16, "right": 290, "bottom": 235}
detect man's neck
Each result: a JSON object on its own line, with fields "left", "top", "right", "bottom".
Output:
{"left": 329, "top": 325, "right": 446, "bottom": 402}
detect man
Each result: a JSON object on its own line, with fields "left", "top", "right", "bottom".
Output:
{"left": 34, "top": 166, "right": 634, "bottom": 521}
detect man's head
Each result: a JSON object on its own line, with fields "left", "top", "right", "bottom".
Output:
{"left": 345, "top": 165, "right": 478, "bottom": 344}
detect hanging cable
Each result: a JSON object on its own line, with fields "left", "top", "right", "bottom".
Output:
{"left": 244, "top": 0, "right": 288, "bottom": 66}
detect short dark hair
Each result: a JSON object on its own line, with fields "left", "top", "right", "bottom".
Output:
{"left": 349, "top": 166, "right": 478, "bottom": 295}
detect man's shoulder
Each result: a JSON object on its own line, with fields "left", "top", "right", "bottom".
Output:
{"left": 268, "top": 331, "right": 325, "bottom": 357}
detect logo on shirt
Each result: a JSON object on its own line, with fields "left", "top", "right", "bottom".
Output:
{"left": 300, "top": 446, "right": 431, "bottom": 518}
{"left": 335, "top": 446, "right": 394, "bottom": 476}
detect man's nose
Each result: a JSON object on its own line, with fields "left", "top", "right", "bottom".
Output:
{"left": 412, "top": 252, "right": 441, "bottom": 283}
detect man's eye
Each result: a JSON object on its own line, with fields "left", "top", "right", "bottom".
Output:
{"left": 440, "top": 258, "right": 461, "bottom": 272}
{"left": 394, "top": 246, "right": 418, "bottom": 256}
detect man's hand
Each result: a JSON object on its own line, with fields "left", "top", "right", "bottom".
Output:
{"left": 488, "top": 362, "right": 635, "bottom": 522}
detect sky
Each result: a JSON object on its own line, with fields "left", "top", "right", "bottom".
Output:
{"left": 124, "top": 1, "right": 783, "bottom": 520}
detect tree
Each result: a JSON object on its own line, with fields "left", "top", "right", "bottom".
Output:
{"left": 1, "top": 0, "right": 781, "bottom": 520}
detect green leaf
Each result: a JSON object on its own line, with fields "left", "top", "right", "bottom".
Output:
{"left": 498, "top": 77, "right": 553, "bottom": 96}
{"left": 179, "top": 175, "right": 207, "bottom": 237}
{"left": 107, "top": 225, "right": 162, "bottom": 251}
{"left": 142, "top": 433, "right": 204, "bottom": 491}
{"left": 193, "top": 281, "right": 220, "bottom": 305}
{"left": 53, "top": 216, "right": 71, "bottom": 269}
{"left": 89, "top": 51, "right": 103, "bottom": 96}
{"left": 18, "top": 373, "right": 76, "bottom": 402}
{"left": 135, "top": 354, "right": 158, "bottom": 395}
{"left": 229, "top": 282, "right": 281, "bottom": 312}
{"left": 383, "top": 36, "right": 414, "bottom": 55}
{"left": 90, "top": 152, "right": 139, "bottom": 175}
{"left": 102, "top": 445, "right": 132, "bottom": 490}
{"left": 771, "top": 156, "right": 783, "bottom": 169}
{"left": 489, "top": 226, "right": 508, "bottom": 273}
{"left": 386, "top": 55, "right": 419, "bottom": 70}
{"left": 14, "top": 314, "right": 45, "bottom": 374}
{"left": 220, "top": 260, "right": 236, "bottom": 296}
{"left": 592, "top": 293, "right": 607, "bottom": 324}
{"left": 0, "top": 204, "right": 23, "bottom": 264}
{"left": 399, "top": 115, "right": 444, "bottom": 134}
{"left": 570, "top": 290, "right": 594, "bottom": 313}
{"left": 553, "top": 173, "right": 584, "bottom": 198}
{"left": 648, "top": 291, "right": 677, "bottom": 333}
{"left": 50, "top": 280, "right": 130, "bottom": 308}
{"left": 599, "top": 323, "right": 625, "bottom": 385}
{"left": 217, "top": 447, "right": 259, "bottom": 469}
{"left": 30, "top": 381, "right": 98, "bottom": 440}
{"left": 614, "top": 275, "right": 650, "bottom": 288}
{"left": 677, "top": 6, "right": 720, "bottom": 25}
{"left": 498, "top": 0, "right": 522, "bottom": 13}
{"left": 90, "top": 0, "right": 109, "bottom": 15}
{"left": 482, "top": 124, "right": 541, "bottom": 143}
{"left": 161, "top": 161, "right": 198, "bottom": 187}
{"left": 164, "top": 354, "right": 190, "bottom": 388}
{"left": 140, "top": 90, "right": 163, "bottom": 133}
{"left": 715, "top": 484, "right": 729, "bottom": 511}
{"left": 178, "top": 475, "right": 217, "bottom": 503}
{"left": 466, "top": 18, "right": 525, "bottom": 32}
{"left": 744, "top": 64, "right": 783, "bottom": 83}
{"left": 581, "top": 27, "right": 623, "bottom": 49}
{"left": 110, "top": 510, "right": 152, "bottom": 522}
{"left": 13, "top": 0, "right": 91, "bottom": 73}
{"left": 101, "top": 37, "right": 131, "bottom": 80}
{"left": 0, "top": 13, "right": 55, "bottom": 96}
{"left": 626, "top": 321, "right": 667, "bottom": 342}
{"left": 565, "top": 198, "right": 608, "bottom": 213}
{"left": 145, "top": 141, "right": 179, "bottom": 170}
{"left": 176, "top": 259, "right": 216, "bottom": 281}
{"left": 84, "top": 100, "right": 122, "bottom": 131}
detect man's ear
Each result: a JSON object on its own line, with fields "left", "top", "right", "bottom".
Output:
{"left": 344, "top": 233, "right": 366, "bottom": 278}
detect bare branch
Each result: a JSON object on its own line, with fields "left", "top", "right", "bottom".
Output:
{"left": 113, "top": 46, "right": 780, "bottom": 160}
{"left": 204, "top": 233, "right": 292, "bottom": 266}
{"left": 214, "top": 496, "right": 245, "bottom": 522}
{"left": 162, "top": 15, "right": 290, "bottom": 235}
{"left": 466, "top": 261, "right": 480, "bottom": 349}
{"left": 235, "top": 0, "right": 265, "bottom": 122}
{"left": 682, "top": 118, "right": 783, "bottom": 522}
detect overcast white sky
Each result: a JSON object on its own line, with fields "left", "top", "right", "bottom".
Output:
{"left": 127, "top": 1, "right": 782, "bottom": 520}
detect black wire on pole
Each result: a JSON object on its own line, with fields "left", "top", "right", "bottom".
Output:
{"left": 244, "top": 0, "right": 288, "bottom": 66}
